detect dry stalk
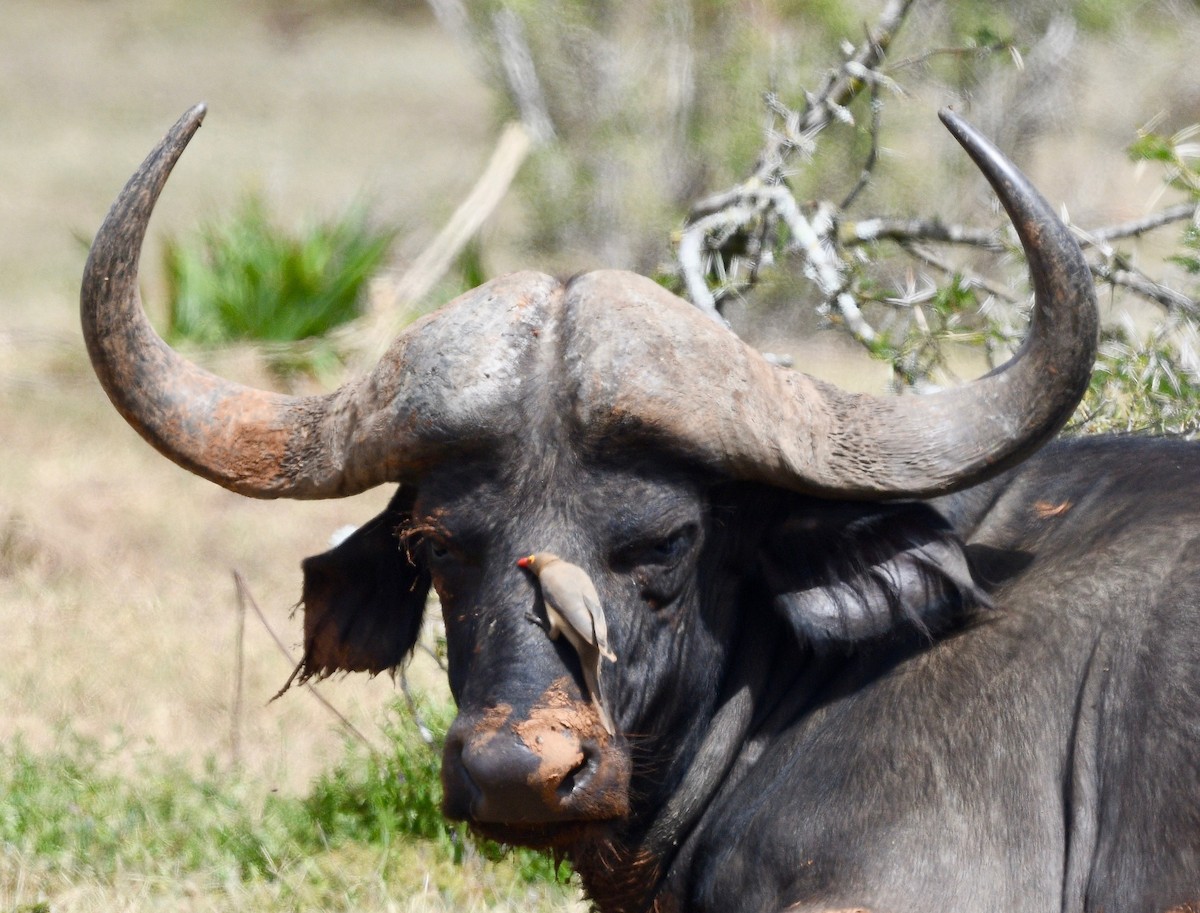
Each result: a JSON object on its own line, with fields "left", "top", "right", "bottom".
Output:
{"left": 231, "top": 577, "right": 247, "bottom": 770}
{"left": 352, "top": 121, "right": 534, "bottom": 371}
{"left": 232, "top": 570, "right": 383, "bottom": 754}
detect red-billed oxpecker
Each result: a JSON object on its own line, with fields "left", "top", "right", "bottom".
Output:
{"left": 518, "top": 552, "right": 617, "bottom": 735}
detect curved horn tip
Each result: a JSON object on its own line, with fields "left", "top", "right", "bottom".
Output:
{"left": 146, "top": 104, "right": 208, "bottom": 163}
{"left": 168, "top": 102, "right": 208, "bottom": 143}
{"left": 938, "top": 107, "right": 987, "bottom": 153}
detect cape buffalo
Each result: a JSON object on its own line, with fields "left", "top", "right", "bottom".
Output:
{"left": 82, "top": 105, "right": 1200, "bottom": 913}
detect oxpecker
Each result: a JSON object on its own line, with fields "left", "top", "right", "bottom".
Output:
{"left": 518, "top": 552, "right": 617, "bottom": 734}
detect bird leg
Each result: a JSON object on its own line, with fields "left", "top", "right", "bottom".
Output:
{"left": 525, "top": 610, "right": 550, "bottom": 632}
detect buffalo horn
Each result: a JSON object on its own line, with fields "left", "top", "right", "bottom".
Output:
{"left": 563, "top": 109, "right": 1098, "bottom": 498}
{"left": 81, "top": 105, "right": 557, "bottom": 498}
{"left": 801, "top": 109, "right": 1100, "bottom": 495}
{"left": 83, "top": 106, "right": 1097, "bottom": 502}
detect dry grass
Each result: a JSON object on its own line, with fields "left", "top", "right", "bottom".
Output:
{"left": 0, "top": 383, "right": 411, "bottom": 780}
{"left": 0, "top": 1, "right": 583, "bottom": 909}
{"left": 4, "top": 1, "right": 1199, "bottom": 910}
{"left": 0, "top": 0, "right": 488, "bottom": 778}
{"left": 4, "top": 845, "right": 584, "bottom": 913}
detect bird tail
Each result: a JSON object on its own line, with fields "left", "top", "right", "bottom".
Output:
{"left": 583, "top": 663, "right": 616, "bottom": 736}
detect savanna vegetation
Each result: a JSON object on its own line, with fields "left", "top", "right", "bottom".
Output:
{"left": 2, "top": 1, "right": 1198, "bottom": 911}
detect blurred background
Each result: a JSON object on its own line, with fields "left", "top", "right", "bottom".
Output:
{"left": 2, "top": 0, "right": 1199, "bottom": 910}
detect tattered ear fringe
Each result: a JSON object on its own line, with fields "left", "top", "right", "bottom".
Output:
{"left": 906, "top": 542, "right": 993, "bottom": 612}
{"left": 766, "top": 504, "right": 987, "bottom": 649}
{"left": 277, "top": 640, "right": 416, "bottom": 703}
{"left": 275, "top": 606, "right": 412, "bottom": 702}
{"left": 257, "top": 596, "right": 337, "bottom": 701}
{"left": 271, "top": 660, "right": 307, "bottom": 702}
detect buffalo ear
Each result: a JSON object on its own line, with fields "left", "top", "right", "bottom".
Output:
{"left": 758, "top": 500, "right": 987, "bottom": 648}
{"left": 297, "top": 486, "right": 431, "bottom": 680}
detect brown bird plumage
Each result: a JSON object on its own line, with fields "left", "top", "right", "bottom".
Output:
{"left": 518, "top": 552, "right": 617, "bottom": 734}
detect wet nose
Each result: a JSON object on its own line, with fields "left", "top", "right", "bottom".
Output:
{"left": 443, "top": 712, "right": 603, "bottom": 823}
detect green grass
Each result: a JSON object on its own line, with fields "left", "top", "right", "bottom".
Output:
{"left": 1, "top": 732, "right": 263, "bottom": 879}
{"left": 1, "top": 700, "right": 576, "bottom": 912}
{"left": 162, "top": 193, "right": 395, "bottom": 379}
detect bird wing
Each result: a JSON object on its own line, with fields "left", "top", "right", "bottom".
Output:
{"left": 580, "top": 589, "right": 616, "bottom": 661}
{"left": 539, "top": 561, "right": 617, "bottom": 661}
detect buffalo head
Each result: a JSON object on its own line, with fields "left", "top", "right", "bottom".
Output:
{"left": 81, "top": 104, "right": 1097, "bottom": 909}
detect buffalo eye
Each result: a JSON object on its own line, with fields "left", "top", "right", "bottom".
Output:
{"left": 648, "top": 524, "right": 696, "bottom": 564}
{"left": 614, "top": 522, "right": 699, "bottom": 607}
{"left": 414, "top": 528, "right": 471, "bottom": 568}
{"left": 423, "top": 534, "right": 465, "bottom": 566}
{"left": 614, "top": 522, "right": 697, "bottom": 568}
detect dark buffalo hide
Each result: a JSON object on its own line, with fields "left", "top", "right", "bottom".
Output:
{"left": 81, "top": 105, "right": 1196, "bottom": 913}
{"left": 299, "top": 434, "right": 1200, "bottom": 913}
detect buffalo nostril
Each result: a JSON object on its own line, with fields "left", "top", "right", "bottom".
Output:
{"left": 440, "top": 729, "right": 484, "bottom": 821}
{"left": 457, "top": 752, "right": 482, "bottom": 800}
{"left": 556, "top": 739, "right": 600, "bottom": 800}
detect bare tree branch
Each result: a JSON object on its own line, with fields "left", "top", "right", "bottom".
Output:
{"left": 841, "top": 217, "right": 1006, "bottom": 250}
{"left": 899, "top": 242, "right": 1020, "bottom": 304}
{"left": 838, "top": 208, "right": 1200, "bottom": 320}
{"left": 840, "top": 81, "right": 884, "bottom": 212}
{"left": 756, "top": 0, "right": 917, "bottom": 173}
{"left": 677, "top": 0, "right": 918, "bottom": 320}
{"left": 1091, "top": 262, "right": 1200, "bottom": 317}
{"left": 841, "top": 204, "right": 1199, "bottom": 253}
{"left": 885, "top": 40, "right": 1020, "bottom": 75}
{"left": 1083, "top": 201, "right": 1199, "bottom": 244}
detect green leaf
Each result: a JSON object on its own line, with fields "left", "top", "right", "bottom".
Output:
{"left": 1128, "top": 132, "right": 1177, "bottom": 164}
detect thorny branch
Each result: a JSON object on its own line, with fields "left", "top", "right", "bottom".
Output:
{"left": 757, "top": 0, "right": 917, "bottom": 171}
{"left": 885, "top": 40, "right": 1025, "bottom": 74}
{"left": 839, "top": 81, "right": 884, "bottom": 212}
{"left": 900, "top": 242, "right": 1019, "bottom": 304}
{"left": 1091, "top": 260, "right": 1200, "bottom": 318}
{"left": 838, "top": 207, "right": 1200, "bottom": 319}
{"left": 841, "top": 218, "right": 1007, "bottom": 251}
{"left": 675, "top": 0, "right": 1200, "bottom": 403}
{"left": 1086, "top": 201, "right": 1199, "bottom": 243}
{"left": 678, "top": 0, "right": 917, "bottom": 334}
